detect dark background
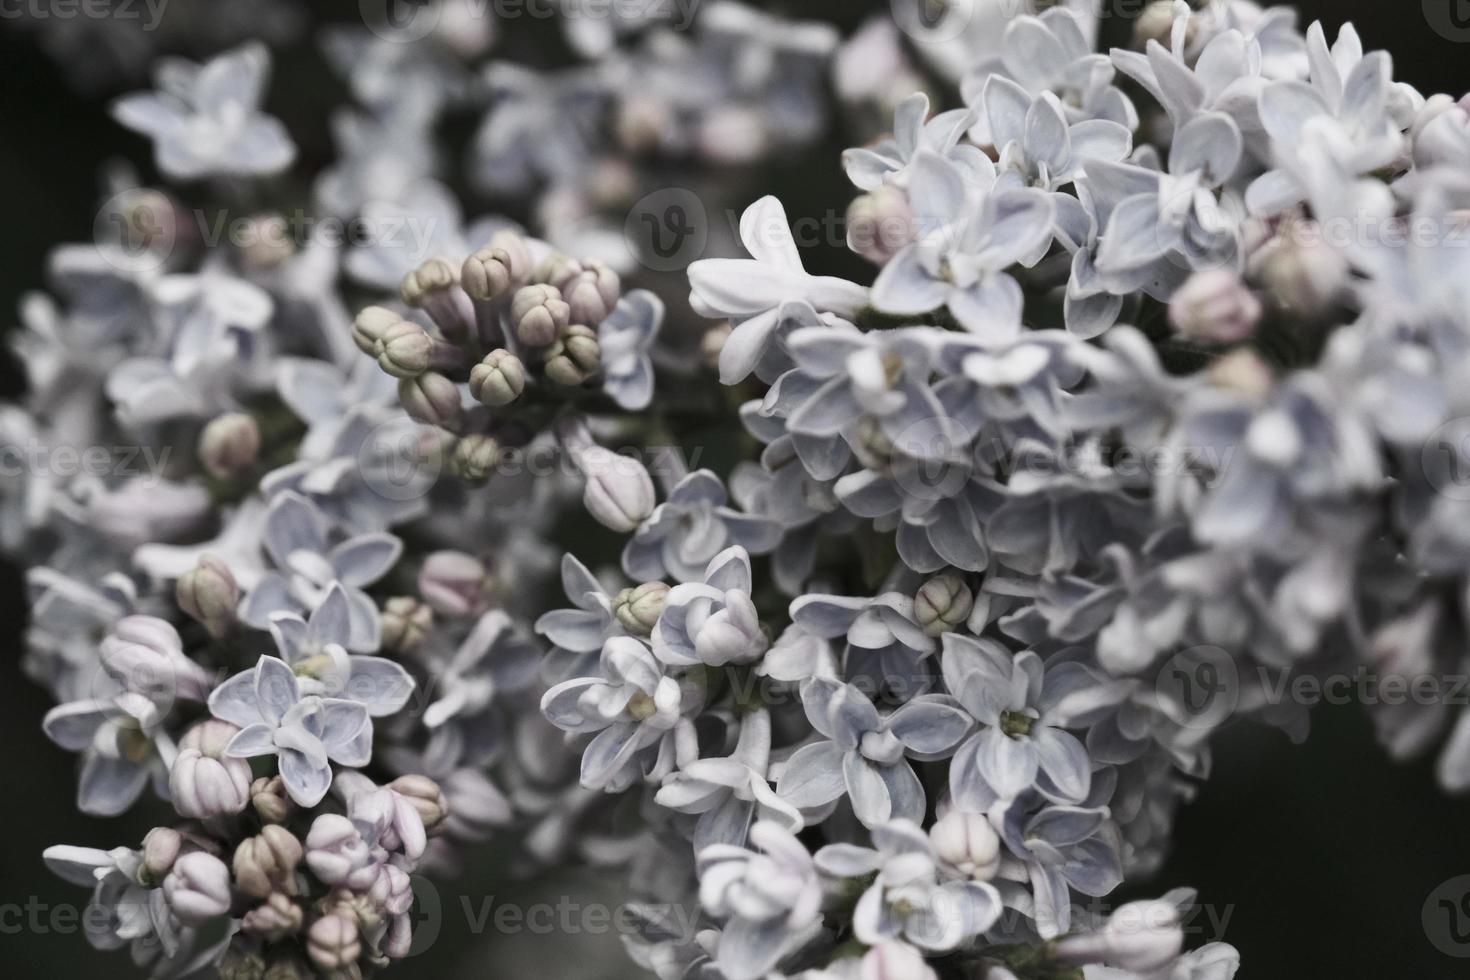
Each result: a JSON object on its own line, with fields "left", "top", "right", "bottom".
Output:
{"left": 0, "top": 1, "right": 1468, "bottom": 977}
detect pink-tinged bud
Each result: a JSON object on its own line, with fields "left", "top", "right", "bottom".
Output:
{"left": 376, "top": 321, "right": 434, "bottom": 379}
{"left": 307, "top": 914, "right": 362, "bottom": 972}
{"left": 1207, "top": 348, "right": 1274, "bottom": 400}
{"left": 861, "top": 942, "right": 937, "bottom": 980}
{"left": 252, "top": 776, "right": 295, "bottom": 825}
{"left": 141, "top": 827, "right": 184, "bottom": 885}
{"left": 511, "top": 284, "right": 570, "bottom": 347}
{"left": 304, "top": 814, "right": 375, "bottom": 889}
{"left": 847, "top": 185, "right": 916, "bottom": 266}
{"left": 350, "top": 787, "right": 428, "bottom": 860}
{"left": 544, "top": 324, "right": 602, "bottom": 386}
{"left": 469, "top": 349, "right": 526, "bottom": 407}
{"left": 162, "top": 851, "right": 232, "bottom": 925}
{"left": 400, "top": 258, "right": 458, "bottom": 308}
{"left": 353, "top": 306, "right": 402, "bottom": 356}
{"left": 1255, "top": 227, "right": 1348, "bottom": 315}
{"left": 544, "top": 259, "right": 620, "bottom": 326}
{"left": 199, "top": 412, "right": 261, "bottom": 480}
{"left": 172, "top": 720, "right": 252, "bottom": 818}
{"left": 241, "top": 892, "right": 304, "bottom": 941}
{"left": 462, "top": 231, "right": 534, "bottom": 301}
{"left": 177, "top": 553, "right": 240, "bottom": 637}
{"left": 380, "top": 597, "right": 433, "bottom": 654}
{"left": 418, "top": 551, "right": 492, "bottom": 618}
{"left": 929, "top": 810, "right": 1001, "bottom": 881}
{"left": 914, "top": 572, "right": 974, "bottom": 637}
{"left": 1056, "top": 899, "right": 1184, "bottom": 973}
{"left": 388, "top": 775, "right": 450, "bottom": 835}
{"left": 398, "top": 373, "right": 463, "bottom": 431}
{"left": 1168, "top": 268, "right": 1262, "bottom": 343}
{"left": 577, "top": 446, "right": 655, "bottom": 532}
{"left": 234, "top": 825, "right": 304, "bottom": 899}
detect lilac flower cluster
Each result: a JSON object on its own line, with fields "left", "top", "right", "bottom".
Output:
{"left": 7, "top": 0, "right": 1470, "bottom": 978}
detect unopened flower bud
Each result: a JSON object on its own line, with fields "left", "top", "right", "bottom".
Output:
{"left": 252, "top": 776, "right": 295, "bottom": 825}
{"left": 172, "top": 719, "right": 252, "bottom": 818}
{"left": 543, "top": 323, "right": 602, "bottom": 386}
{"left": 1208, "top": 348, "right": 1274, "bottom": 399}
{"left": 1134, "top": 1, "right": 1189, "bottom": 50}
{"left": 238, "top": 213, "right": 294, "bottom": 271}
{"left": 398, "top": 373, "right": 463, "bottom": 431}
{"left": 1255, "top": 227, "right": 1348, "bottom": 314}
{"left": 451, "top": 434, "right": 502, "bottom": 484}
{"left": 469, "top": 348, "right": 526, "bottom": 407}
{"left": 352, "top": 306, "right": 402, "bottom": 356}
{"left": 400, "top": 257, "right": 458, "bottom": 308}
{"left": 307, "top": 913, "right": 362, "bottom": 973}
{"left": 199, "top": 412, "right": 261, "bottom": 480}
{"left": 617, "top": 95, "right": 671, "bottom": 154}
{"left": 242, "top": 892, "right": 304, "bottom": 941}
{"left": 614, "top": 582, "right": 670, "bottom": 635}
{"left": 305, "top": 814, "right": 375, "bottom": 889}
{"left": 234, "top": 825, "right": 303, "bottom": 898}
{"left": 380, "top": 597, "right": 433, "bottom": 654}
{"left": 100, "top": 615, "right": 208, "bottom": 701}
{"left": 577, "top": 446, "right": 655, "bottom": 532}
{"left": 141, "top": 827, "right": 184, "bottom": 885}
{"left": 389, "top": 775, "right": 450, "bottom": 835}
{"left": 914, "top": 571, "right": 974, "bottom": 637}
{"left": 418, "top": 551, "right": 491, "bottom": 617}
{"left": 177, "top": 553, "right": 239, "bottom": 637}
{"left": 929, "top": 810, "right": 1001, "bottom": 881}
{"left": 847, "top": 185, "right": 915, "bottom": 265}
{"left": 162, "top": 851, "right": 232, "bottom": 924}
{"left": 861, "top": 942, "right": 937, "bottom": 980}
{"left": 462, "top": 232, "right": 533, "bottom": 301}
{"left": 1056, "top": 899, "right": 1184, "bottom": 973}
{"left": 511, "top": 284, "right": 570, "bottom": 347}
{"left": 1168, "top": 268, "right": 1262, "bottom": 344}
{"left": 349, "top": 787, "right": 428, "bottom": 860}
{"left": 551, "top": 260, "right": 620, "bottom": 326}
{"left": 701, "top": 323, "right": 732, "bottom": 372}
{"left": 376, "top": 321, "right": 434, "bottom": 379}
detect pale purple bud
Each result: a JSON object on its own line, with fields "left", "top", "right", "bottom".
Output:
{"left": 388, "top": 775, "right": 450, "bottom": 835}
{"left": 305, "top": 814, "right": 376, "bottom": 889}
{"left": 233, "top": 825, "right": 304, "bottom": 898}
{"left": 544, "top": 323, "right": 602, "bottom": 386}
{"left": 171, "top": 720, "right": 252, "bottom": 818}
{"left": 577, "top": 446, "right": 655, "bottom": 532}
{"left": 398, "top": 373, "right": 463, "bottom": 431}
{"left": 142, "top": 827, "right": 184, "bottom": 885}
{"left": 551, "top": 261, "right": 620, "bottom": 326}
{"left": 352, "top": 306, "right": 402, "bottom": 356}
{"left": 847, "top": 185, "right": 916, "bottom": 266}
{"left": 380, "top": 597, "right": 434, "bottom": 654}
{"left": 1055, "top": 899, "right": 1184, "bottom": 973}
{"left": 100, "top": 616, "right": 209, "bottom": 702}
{"left": 199, "top": 412, "right": 261, "bottom": 480}
{"left": 418, "top": 550, "right": 492, "bottom": 617}
{"left": 861, "top": 942, "right": 937, "bottom": 980}
{"left": 469, "top": 349, "right": 527, "bottom": 407}
{"left": 162, "top": 851, "right": 232, "bottom": 925}
{"left": 306, "top": 914, "right": 362, "bottom": 973}
{"left": 914, "top": 572, "right": 974, "bottom": 637}
{"left": 929, "top": 810, "right": 1001, "bottom": 881}
{"left": 1168, "top": 268, "right": 1262, "bottom": 343}
{"left": 176, "top": 553, "right": 240, "bottom": 637}
{"left": 462, "top": 231, "right": 534, "bottom": 301}
{"left": 349, "top": 787, "right": 428, "bottom": 861}
{"left": 511, "top": 284, "right": 570, "bottom": 347}
{"left": 614, "top": 582, "right": 670, "bottom": 636}
{"left": 241, "top": 892, "right": 303, "bottom": 940}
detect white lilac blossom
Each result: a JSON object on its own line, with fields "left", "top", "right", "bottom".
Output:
{"left": 16, "top": 1, "right": 1470, "bottom": 977}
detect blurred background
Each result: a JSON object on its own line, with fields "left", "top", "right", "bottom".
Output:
{"left": 1, "top": 1, "right": 1468, "bottom": 977}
